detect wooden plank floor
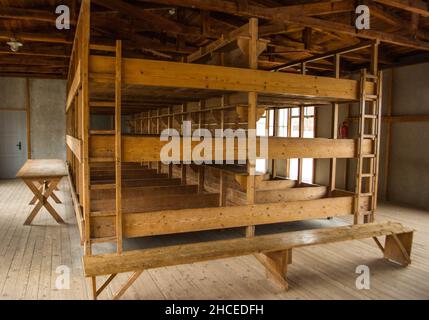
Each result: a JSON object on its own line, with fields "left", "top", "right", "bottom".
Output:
{"left": 0, "top": 178, "right": 428, "bottom": 300}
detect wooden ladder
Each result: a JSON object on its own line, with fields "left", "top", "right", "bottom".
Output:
{"left": 354, "top": 69, "right": 383, "bottom": 224}
{"left": 88, "top": 40, "right": 123, "bottom": 254}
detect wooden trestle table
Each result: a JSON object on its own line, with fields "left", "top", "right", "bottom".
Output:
{"left": 16, "top": 159, "right": 67, "bottom": 225}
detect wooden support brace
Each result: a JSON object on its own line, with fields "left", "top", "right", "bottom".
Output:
{"left": 255, "top": 249, "right": 292, "bottom": 290}
{"left": 373, "top": 236, "right": 385, "bottom": 254}
{"left": 112, "top": 270, "right": 144, "bottom": 300}
{"left": 384, "top": 232, "right": 413, "bottom": 266}
{"left": 91, "top": 274, "right": 118, "bottom": 300}
{"left": 29, "top": 181, "right": 44, "bottom": 205}
{"left": 23, "top": 178, "right": 64, "bottom": 225}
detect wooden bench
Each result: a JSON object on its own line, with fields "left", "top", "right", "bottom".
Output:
{"left": 83, "top": 221, "right": 413, "bottom": 300}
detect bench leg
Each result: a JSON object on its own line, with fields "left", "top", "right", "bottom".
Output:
{"left": 384, "top": 232, "right": 413, "bottom": 266}
{"left": 113, "top": 271, "right": 144, "bottom": 300}
{"left": 255, "top": 249, "right": 292, "bottom": 290}
{"left": 90, "top": 274, "right": 118, "bottom": 300}
{"left": 89, "top": 271, "right": 143, "bottom": 300}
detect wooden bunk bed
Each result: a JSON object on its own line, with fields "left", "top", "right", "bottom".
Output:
{"left": 65, "top": 0, "right": 414, "bottom": 300}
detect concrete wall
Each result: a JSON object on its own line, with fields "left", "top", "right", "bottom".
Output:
{"left": 315, "top": 62, "right": 429, "bottom": 211}
{"left": 381, "top": 63, "right": 429, "bottom": 210}
{"left": 0, "top": 77, "right": 67, "bottom": 162}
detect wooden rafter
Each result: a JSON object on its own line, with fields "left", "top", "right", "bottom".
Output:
{"left": 145, "top": 0, "right": 429, "bottom": 51}
{"left": 374, "top": 0, "right": 429, "bottom": 17}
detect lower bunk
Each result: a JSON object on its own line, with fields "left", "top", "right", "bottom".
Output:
{"left": 83, "top": 221, "right": 414, "bottom": 300}
{"left": 68, "top": 162, "right": 414, "bottom": 299}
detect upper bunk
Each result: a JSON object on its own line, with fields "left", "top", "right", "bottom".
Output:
{"left": 65, "top": 0, "right": 382, "bottom": 114}
{"left": 87, "top": 54, "right": 375, "bottom": 104}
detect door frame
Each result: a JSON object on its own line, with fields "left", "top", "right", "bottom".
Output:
{"left": 0, "top": 78, "right": 31, "bottom": 159}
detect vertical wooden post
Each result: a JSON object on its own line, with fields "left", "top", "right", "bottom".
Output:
{"left": 271, "top": 109, "right": 278, "bottom": 179}
{"left": 286, "top": 108, "right": 291, "bottom": 177}
{"left": 383, "top": 70, "right": 393, "bottom": 200}
{"left": 246, "top": 17, "right": 258, "bottom": 238}
{"left": 197, "top": 100, "right": 205, "bottom": 193}
{"left": 329, "top": 53, "right": 340, "bottom": 194}
{"left": 115, "top": 40, "right": 123, "bottom": 254}
{"left": 297, "top": 105, "right": 305, "bottom": 184}
{"left": 219, "top": 171, "right": 226, "bottom": 206}
{"left": 297, "top": 63, "right": 306, "bottom": 184}
{"left": 371, "top": 41, "right": 379, "bottom": 75}
{"left": 181, "top": 103, "right": 187, "bottom": 185}
{"left": 157, "top": 109, "right": 162, "bottom": 174}
{"left": 81, "top": 0, "right": 91, "bottom": 256}
{"left": 25, "top": 78, "right": 31, "bottom": 159}
{"left": 168, "top": 106, "right": 173, "bottom": 178}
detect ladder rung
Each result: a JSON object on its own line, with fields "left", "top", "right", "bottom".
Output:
{"left": 365, "top": 94, "right": 378, "bottom": 100}
{"left": 90, "top": 157, "right": 115, "bottom": 163}
{"left": 90, "top": 130, "right": 115, "bottom": 135}
{"left": 90, "top": 44, "right": 115, "bottom": 52}
{"left": 363, "top": 134, "right": 376, "bottom": 139}
{"left": 360, "top": 193, "right": 374, "bottom": 197}
{"left": 361, "top": 173, "right": 374, "bottom": 178}
{"left": 90, "top": 236, "right": 117, "bottom": 244}
{"left": 90, "top": 183, "right": 116, "bottom": 190}
{"left": 364, "top": 115, "right": 377, "bottom": 119}
{"left": 360, "top": 210, "right": 374, "bottom": 216}
{"left": 91, "top": 211, "right": 115, "bottom": 217}
{"left": 365, "top": 74, "right": 377, "bottom": 79}
{"left": 90, "top": 101, "right": 115, "bottom": 108}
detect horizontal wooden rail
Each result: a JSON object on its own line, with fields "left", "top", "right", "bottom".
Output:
{"left": 90, "top": 195, "right": 372, "bottom": 239}
{"left": 67, "top": 165, "right": 84, "bottom": 244}
{"left": 66, "top": 62, "right": 81, "bottom": 112}
{"left": 89, "top": 55, "right": 376, "bottom": 101}
{"left": 89, "top": 135, "right": 373, "bottom": 162}
{"left": 66, "top": 135, "right": 82, "bottom": 162}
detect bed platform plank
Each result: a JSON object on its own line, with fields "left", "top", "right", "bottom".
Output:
{"left": 89, "top": 55, "right": 376, "bottom": 101}
{"left": 90, "top": 195, "right": 364, "bottom": 239}
{"left": 83, "top": 221, "right": 413, "bottom": 277}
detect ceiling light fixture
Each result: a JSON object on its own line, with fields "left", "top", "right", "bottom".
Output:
{"left": 7, "top": 38, "right": 23, "bottom": 52}
{"left": 168, "top": 8, "right": 176, "bottom": 16}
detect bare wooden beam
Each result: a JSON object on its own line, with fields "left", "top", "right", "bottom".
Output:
{"left": 92, "top": 0, "right": 199, "bottom": 36}
{"left": 0, "top": 7, "right": 75, "bottom": 24}
{"left": 369, "top": 3, "right": 429, "bottom": 40}
{"left": 374, "top": 0, "right": 429, "bottom": 17}
{"left": 187, "top": 22, "right": 250, "bottom": 62}
{"left": 90, "top": 55, "right": 376, "bottom": 101}
{"left": 145, "top": 0, "right": 429, "bottom": 51}
{"left": 89, "top": 135, "right": 374, "bottom": 162}
{"left": 0, "top": 31, "right": 72, "bottom": 44}
{"left": 115, "top": 40, "right": 123, "bottom": 254}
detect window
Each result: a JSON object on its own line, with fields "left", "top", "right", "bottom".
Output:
{"left": 274, "top": 106, "right": 316, "bottom": 183}
{"left": 256, "top": 111, "right": 267, "bottom": 173}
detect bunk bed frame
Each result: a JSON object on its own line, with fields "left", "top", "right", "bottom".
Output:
{"left": 66, "top": 0, "right": 414, "bottom": 300}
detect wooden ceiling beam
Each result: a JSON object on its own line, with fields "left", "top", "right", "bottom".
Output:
{"left": 369, "top": 3, "right": 429, "bottom": 40}
{"left": 373, "top": 0, "right": 429, "bottom": 17}
{"left": 269, "top": 0, "right": 355, "bottom": 17}
{"left": 187, "top": 21, "right": 250, "bottom": 62}
{"left": 285, "top": 15, "right": 429, "bottom": 51}
{"left": 0, "top": 7, "right": 75, "bottom": 24}
{"left": 0, "top": 55, "right": 68, "bottom": 66}
{"left": 0, "top": 31, "right": 72, "bottom": 44}
{"left": 145, "top": 0, "right": 429, "bottom": 51}
{"left": 0, "top": 72, "right": 66, "bottom": 79}
{"left": 92, "top": 0, "right": 200, "bottom": 36}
